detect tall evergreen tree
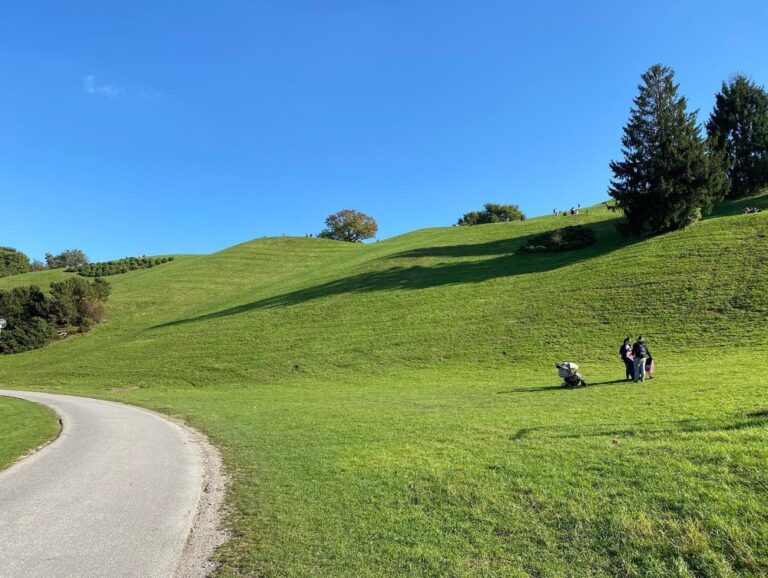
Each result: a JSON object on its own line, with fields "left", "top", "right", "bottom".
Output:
{"left": 609, "top": 64, "right": 726, "bottom": 235}
{"left": 706, "top": 74, "right": 768, "bottom": 198}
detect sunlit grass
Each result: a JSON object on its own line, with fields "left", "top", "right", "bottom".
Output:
{"left": 1, "top": 196, "right": 767, "bottom": 576}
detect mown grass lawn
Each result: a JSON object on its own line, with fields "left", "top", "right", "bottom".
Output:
{"left": 0, "top": 396, "right": 60, "bottom": 471}
{"left": 1, "top": 196, "right": 767, "bottom": 576}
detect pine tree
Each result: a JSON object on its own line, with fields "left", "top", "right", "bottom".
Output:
{"left": 609, "top": 64, "right": 726, "bottom": 236}
{"left": 706, "top": 74, "right": 768, "bottom": 198}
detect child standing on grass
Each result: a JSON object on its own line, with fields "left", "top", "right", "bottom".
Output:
{"left": 645, "top": 356, "right": 655, "bottom": 379}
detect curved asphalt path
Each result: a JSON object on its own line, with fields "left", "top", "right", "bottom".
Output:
{"left": 0, "top": 390, "right": 203, "bottom": 578}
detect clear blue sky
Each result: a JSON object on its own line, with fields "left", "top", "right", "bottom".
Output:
{"left": 2, "top": 1, "right": 766, "bottom": 261}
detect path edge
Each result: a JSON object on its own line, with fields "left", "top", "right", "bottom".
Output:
{"left": 167, "top": 416, "right": 230, "bottom": 578}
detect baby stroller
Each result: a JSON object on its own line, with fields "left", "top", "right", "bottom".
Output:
{"left": 555, "top": 362, "right": 587, "bottom": 388}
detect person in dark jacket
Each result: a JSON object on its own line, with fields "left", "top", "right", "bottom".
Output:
{"left": 619, "top": 337, "right": 634, "bottom": 381}
{"left": 631, "top": 336, "right": 650, "bottom": 382}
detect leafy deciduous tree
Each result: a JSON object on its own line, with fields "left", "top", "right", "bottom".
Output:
{"left": 457, "top": 203, "right": 525, "bottom": 226}
{"left": 318, "top": 210, "right": 378, "bottom": 243}
{"left": 45, "top": 249, "right": 89, "bottom": 269}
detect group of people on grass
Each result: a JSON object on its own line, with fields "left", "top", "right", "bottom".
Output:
{"left": 619, "top": 335, "right": 654, "bottom": 382}
{"left": 552, "top": 204, "right": 587, "bottom": 217}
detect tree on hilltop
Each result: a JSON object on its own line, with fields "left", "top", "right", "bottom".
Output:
{"left": 609, "top": 64, "right": 727, "bottom": 235}
{"left": 707, "top": 74, "right": 768, "bottom": 198}
{"left": 457, "top": 203, "right": 524, "bottom": 226}
{"left": 45, "top": 249, "right": 89, "bottom": 269}
{"left": 318, "top": 210, "right": 378, "bottom": 242}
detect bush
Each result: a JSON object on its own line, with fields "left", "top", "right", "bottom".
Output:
{"left": 0, "top": 278, "right": 111, "bottom": 354}
{"left": 82, "top": 301, "right": 106, "bottom": 324}
{"left": 520, "top": 225, "right": 597, "bottom": 253}
{"left": 0, "top": 247, "right": 31, "bottom": 277}
{"left": 457, "top": 203, "right": 525, "bottom": 226}
{"left": 1, "top": 317, "right": 57, "bottom": 353}
{"left": 50, "top": 277, "right": 111, "bottom": 326}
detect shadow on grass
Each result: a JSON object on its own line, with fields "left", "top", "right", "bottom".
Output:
{"left": 151, "top": 195, "right": 764, "bottom": 333}
{"left": 497, "top": 378, "right": 629, "bottom": 395}
{"left": 509, "top": 426, "right": 542, "bottom": 441}
{"left": 497, "top": 385, "right": 564, "bottom": 394}
{"left": 388, "top": 219, "right": 624, "bottom": 260}
{"left": 153, "top": 220, "right": 632, "bottom": 330}
{"left": 552, "top": 412, "right": 768, "bottom": 441}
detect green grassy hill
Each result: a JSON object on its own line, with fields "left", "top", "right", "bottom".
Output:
{"left": 1, "top": 196, "right": 768, "bottom": 576}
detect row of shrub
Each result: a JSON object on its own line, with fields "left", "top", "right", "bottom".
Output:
{"left": 0, "top": 247, "right": 93, "bottom": 278}
{"left": 520, "top": 225, "right": 597, "bottom": 253}
{"left": 67, "top": 256, "right": 175, "bottom": 277}
{"left": 0, "top": 277, "right": 111, "bottom": 354}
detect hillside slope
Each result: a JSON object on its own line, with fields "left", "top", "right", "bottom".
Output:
{"left": 1, "top": 196, "right": 768, "bottom": 576}
{"left": 2, "top": 200, "right": 766, "bottom": 389}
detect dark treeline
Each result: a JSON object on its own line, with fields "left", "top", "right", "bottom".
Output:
{"left": 610, "top": 65, "right": 768, "bottom": 236}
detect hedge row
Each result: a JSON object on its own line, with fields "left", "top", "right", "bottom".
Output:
{"left": 67, "top": 256, "right": 175, "bottom": 277}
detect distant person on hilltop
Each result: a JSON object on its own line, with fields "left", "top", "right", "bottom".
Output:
{"left": 631, "top": 336, "right": 652, "bottom": 382}
{"left": 619, "top": 337, "right": 634, "bottom": 381}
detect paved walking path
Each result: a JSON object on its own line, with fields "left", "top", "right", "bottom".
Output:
{"left": 0, "top": 390, "right": 204, "bottom": 578}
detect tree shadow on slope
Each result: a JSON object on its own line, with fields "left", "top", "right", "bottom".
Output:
{"left": 387, "top": 219, "right": 623, "bottom": 259}
{"left": 153, "top": 221, "right": 632, "bottom": 330}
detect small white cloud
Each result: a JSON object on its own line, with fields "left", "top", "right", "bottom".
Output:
{"left": 83, "top": 75, "right": 127, "bottom": 97}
